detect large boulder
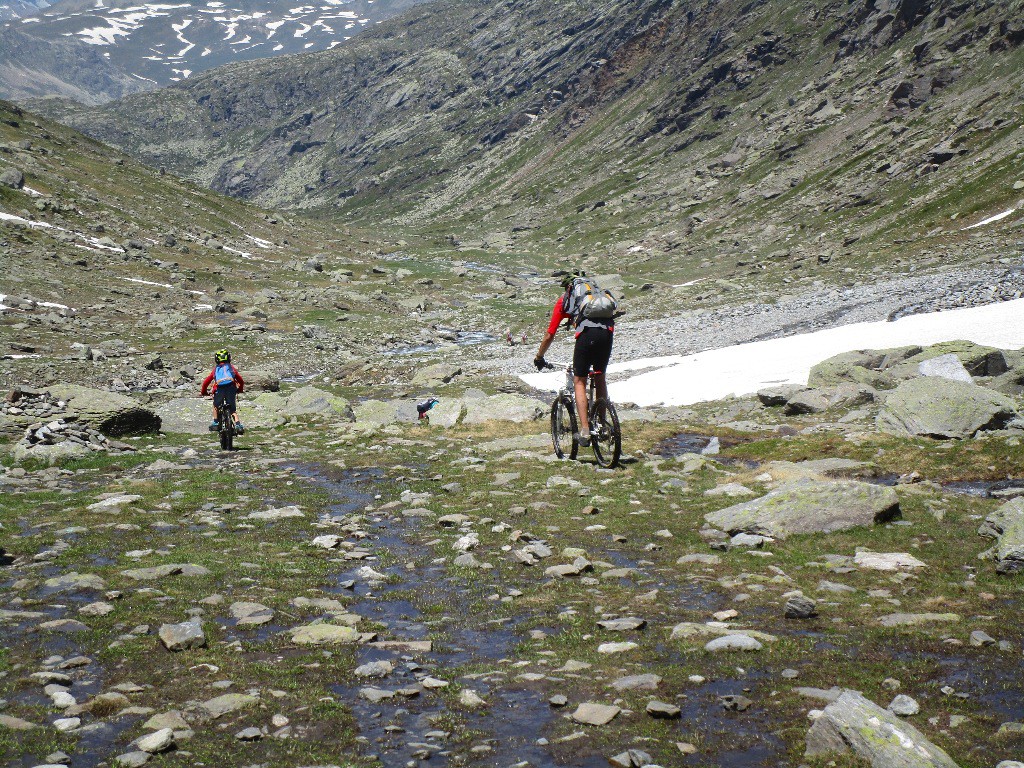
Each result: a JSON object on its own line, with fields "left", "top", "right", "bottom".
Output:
{"left": 808, "top": 350, "right": 888, "bottom": 388}
{"left": 978, "top": 498, "right": 1024, "bottom": 574}
{"left": 411, "top": 363, "right": 462, "bottom": 387}
{"left": 48, "top": 385, "right": 160, "bottom": 436}
{"left": 806, "top": 690, "right": 960, "bottom": 767}
{"left": 253, "top": 386, "right": 354, "bottom": 421}
{"left": 243, "top": 370, "right": 281, "bottom": 392}
{"left": 704, "top": 479, "right": 900, "bottom": 539}
{"left": 877, "top": 377, "right": 1019, "bottom": 439}
{"left": 353, "top": 398, "right": 463, "bottom": 427}
{"left": 156, "top": 397, "right": 284, "bottom": 434}
{"left": 461, "top": 393, "right": 546, "bottom": 424}
{"left": 904, "top": 340, "right": 1011, "bottom": 377}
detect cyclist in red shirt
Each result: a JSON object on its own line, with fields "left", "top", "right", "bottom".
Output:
{"left": 534, "top": 273, "right": 613, "bottom": 447}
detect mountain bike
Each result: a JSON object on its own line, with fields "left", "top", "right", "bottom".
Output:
{"left": 545, "top": 361, "right": 621, "bottom": 468}
{"left": 216, "top": 401, "right": 236, "bottom": 451}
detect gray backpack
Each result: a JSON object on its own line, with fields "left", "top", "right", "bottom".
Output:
{"left": 563, "top": 276, "right": 617, "bottom": 324}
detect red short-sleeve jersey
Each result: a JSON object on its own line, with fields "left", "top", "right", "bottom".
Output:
{"left": 546, "top": 295, "right": 571, "bottom": 335}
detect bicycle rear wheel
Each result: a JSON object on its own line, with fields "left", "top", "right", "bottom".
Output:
{"left": 551, "top": 396, "right": 578, "bottom": 460}
{"left": 590, "top": 398, "right": 621, "bottom": 468}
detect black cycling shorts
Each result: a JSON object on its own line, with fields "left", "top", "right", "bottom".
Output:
{"left": 573, "top": 327, "right": 613, "bottom": 377}
{"left": 214, "top": 384, "right": 238, "bottom": 413}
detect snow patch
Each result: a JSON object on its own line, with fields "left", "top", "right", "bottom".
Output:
{"left": 521, "top": 299, "right": 1024, "bottom": 407}
{"left": 963, "top": 208, "right": 1017, "bottom": 230}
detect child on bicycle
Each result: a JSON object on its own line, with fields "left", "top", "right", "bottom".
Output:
{"left": 200, "top": 348, "right": 245, "bottom": 433}
{"left": 533, "top": 271, "right": 614, "bottom": 447}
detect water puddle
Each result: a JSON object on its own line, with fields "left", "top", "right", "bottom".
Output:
{"left": 942, "top": 478, "right": 1024, "bottom": 498}
{"left": 383, "top": 331, "right": 498, "bottom": 356}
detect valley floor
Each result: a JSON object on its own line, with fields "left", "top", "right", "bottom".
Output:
{"left": 2, "top": 376, "right": 1024, "bottom": 767}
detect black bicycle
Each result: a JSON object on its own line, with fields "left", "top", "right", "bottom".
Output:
{"left": 216, "top": 401, "right": 236, "bottom": 451}
{"left": 546, "top": 361, "right": 621, "bottom": 468}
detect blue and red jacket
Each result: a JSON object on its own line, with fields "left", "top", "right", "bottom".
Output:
{"left": 201, "top": 363, "right": 244, "bottom": 395}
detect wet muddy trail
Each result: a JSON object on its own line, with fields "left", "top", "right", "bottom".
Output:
{"left": 292, "top": 463, "right": 798, "bottom": 768}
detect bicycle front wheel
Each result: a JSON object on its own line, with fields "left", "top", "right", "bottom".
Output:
{"left": 551, "top": 396, "right": 578, "bottom": 460}
{"left": 590, "top": 398, "right": 621, "bottom": 468}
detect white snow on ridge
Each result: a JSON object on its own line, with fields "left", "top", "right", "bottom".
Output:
{"left": 963, "top": 208, "right": 1017, "bottom": 230}
{"left": 245, "top": 235, "right": 275, "bottom": 248}
{"left": 0, "top": 210, "right": 124, "bottom": 253}
{"left": 521, "top": 299, "right": 1024, "bottom": 407}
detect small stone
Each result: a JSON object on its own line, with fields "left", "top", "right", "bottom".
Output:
{"left": 785, "top": 595, "right": 818, "bottom": 619}
{"left": 969, "top": 630, "right": 996, "bottom": 647}
{"left": 705, "top": 635, "right": 763, "bottom": 652}
{"left": 646, "top": 700, "right": 681, "bottom": 718}
{"left": 135, "top": 727, "right": 176, "bottom": 753}
{"left": 888, "top": 694, "right": 920, "bottom": 716}
{"left": 53, "top": 717, "right": 80, "bottom": 732}
{"left": 158, "top": 620, "right": 206, "bottom": 651}
{"left": 611, "top": 673, "right": 661, "bottom": 692}
{"left": 597, "top": 617, "right": 646, "bottom": 631}
{"left": 235, "top": 727, "right": 263, "bottom": 741}
{"left": 719, "top": 694, "right": 753, "bottom": 711}
{"left": 459, "top": 689, "right": 487, "bottom": 708}
{"left": 114, "top": 752, "right": 151, "bottom": 767}
{"left": 571, "top": 702, "right": 621, "bottom": 726}
{"left": 549, "top": 694, "right": 568, "bottom": 707}
{"left": 597, "top": 641, "right": 638, "bottom": 654}
{"left": 609, "top": 749, "right": 652, "bottom": 768}
{"left": 142, "top": 711, "right": 189, "bottom": 731}
{"left": 200, "top": 693, "right": 258, "bottom": 718}
{"left": 354, "top": 660, "right": 394, "bottom": 678}
{"left": 358, "top": 687, "right": 395, "bottom": 703}
{"left": 79, "top": 602, "right": 115, "bottom": 617}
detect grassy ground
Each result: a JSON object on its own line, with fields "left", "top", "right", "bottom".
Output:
{"left": 2, "top": 404, "right": 1023, "bottom": 767}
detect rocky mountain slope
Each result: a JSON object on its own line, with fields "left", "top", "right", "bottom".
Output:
{"left": 0, "top": 0, "right": 432, "bottom": 103}
{"left": 0, "top": 0, "right": 47, "bottom": 22}
{"left": 47, "top": 0, "right": 1024, "bottom": 298}
{"left": 0, "top": 25, "right": 151, "bottom": 105}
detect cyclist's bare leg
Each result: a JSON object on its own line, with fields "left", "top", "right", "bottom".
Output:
{"left": 593, "top": 372, "right": 608, "bottom": 420}
{"left": 573, "top": 375, "right": 590, "bottom": 434}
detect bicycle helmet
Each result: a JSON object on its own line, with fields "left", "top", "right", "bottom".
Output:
{"left": 214, "top": 348, "right": 231, "bottom": 363}
{"left": 559, "top": 269, "right": 585, "bottom": 289}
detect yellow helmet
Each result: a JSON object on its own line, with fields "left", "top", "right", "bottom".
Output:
{"left": 214, "top": 348, "right": 230, "bottom": 363}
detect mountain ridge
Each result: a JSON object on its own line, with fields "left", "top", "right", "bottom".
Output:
{"left": 0, "top": 0, "right": 433, "bottom": 103}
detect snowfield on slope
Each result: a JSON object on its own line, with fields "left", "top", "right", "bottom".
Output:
{"left": 521, "top": 298, "right": 1024, "bottom": 407}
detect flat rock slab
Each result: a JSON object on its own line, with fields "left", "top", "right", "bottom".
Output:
{"left": 42, "top": 572, "right": 106, "bottom": 593}
{"left": 200, "top": 693, "right": 258, "bottom": 718}
{"left": 670, "top": 622, "right": 778, "bottom": 644}
{"left": 87, "top": 495, "right": 142, "bottom": 512}
{"left": 704, "top": 479, "right": 900, "bottom": 539}
{"left": 705, "top": 634, "right": 763, "bottom": 652}
{"left": 247, "top": 505, "right": 304, "bottom": 521}
{"left": 611, "top": 673, "right": 662, "bottom": 691}
{"left": 0, "top": 714, "right": 38, "bottom": 730}
{"left": 39, "top": 619, "right": 89, "bottom": 632}
{"left": 878, "top": 613, "right": 961, "bottom": 628}
{"left": 806, "top": 690, "right": 959, "bottom": 767}
{"left": 597, "top": 617, "right": 646, "bottom": 631}
{"left": 121, "top": 564, "right": 211, "bottom": 581}
{"left": 135, "top": 727, "right": 175, "bottom": 753}
{"left": 290, "top": 624, "right": 360, "bottom": 645}
{"left": 571, "top": 702, "right": 621, "bottom": 726}
{"left": 229, "top": 602, "right": 274, "bottom": 626}
{"left": 854, "top": 551, "right": 927, "bottom": 571}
